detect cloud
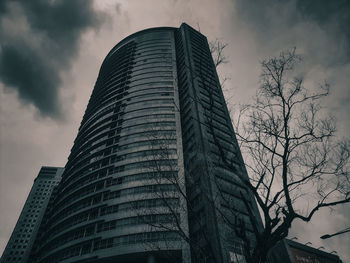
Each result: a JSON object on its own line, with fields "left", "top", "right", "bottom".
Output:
{"left": 233, "top": 0, "right": 350, "bottom": 65}
{"left": 0, "top": 0, "right": 106, "bottom": 118}
{"left": 295, "top": 0, "right": 350, "bottom": 58}
{"left": 229, "top": 0, "right": 350, "bottom": 135}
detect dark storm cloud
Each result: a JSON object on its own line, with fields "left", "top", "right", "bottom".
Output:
{"left": 234, "top": 0, "right": 350, "bottom": 65}
{"left": 0, "top": 0, "right": 105, "bottom": 118}
{"left": 295, "top": 0, "right": 350, "bottom": 60}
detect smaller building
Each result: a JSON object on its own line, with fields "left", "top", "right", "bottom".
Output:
{"left": 268, "top": 238, "right": 342, "bottom": 263}
{"left": 0, "top": 166, "right": 64, "bottom": 263}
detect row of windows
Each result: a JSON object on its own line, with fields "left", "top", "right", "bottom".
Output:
{"left": 134, "top": 57, "right": 172, "bottom": 67}
{"left": 102, "top": 80, "right": 173, "bottom": 107}
{"left": 129, "top": 71, "right": 173, "bottom": 82}
{"left": 103, "top": 184, "right": 177, "bottom": 201}
{"left": 117, "top": 138, "right": 177, "bottom": 152}
{"left": 129, "top": 75, "right": 173, "bottom": 88}
{"left": 221, "top": 204, "right": 254, "bottom": 233}
{"left": 130, "top": 65, "right": 172, "bottom": 77}
{"left": 42, "top": 230, "right": 179, "bottom": 261}
{"left": 125, "top": 98, "right": 174, "bottom": 109}
{"left": 49, "top": 193, "right": 103, "bottom": 227}
{"left": 127, "top": 86, "right": 173, "bottom": 97}
{"left": 99, "top": 82, "right": 129, "bottom": 106}
{"left": 73, "top": 117, "right": 176, "bottom": 169}
{"left": 100, "top": 47, "right": 133, "bottom": 79}
{"left": 42, "top": 224, "right": 95, "bottom": 253}
{"left": 105, "top": 40, "right": 134, "bottom": 62}
{"left": 94, "top": 231, "right": 179, "bottom": 250}
{"left": 57, "top": 170, "right": 107, "bottom": 202}
{"left": 106, "top": 40, "right": 135, "bottom": 59}
{"left": 102, "top": 58, "right": 133, "bottom": 81}
{"left": 111, "top": 159, "right": 178, "bottom": 174}
{"left": 220, "top": 191, "right": 250, "bottom": 215}
{"left": 55, "top": 155, "right": 177, "bottom": 209}
{"left": 180, "top": 96, "right": 193, "bottom": 117}
{"left": 100, "top": 197, "right": 179, "bottom": 216}
{"left": 89, "top": 145, "right": 177, "bottom": 175}
{"left": 121, "top": 121, "right": 176, "bottom": 133}
{"left": 135, "top": 38, "right": 171, "bottom": 48}
{"left": 42, "top": 231, "right": 179, "bottom": 262}
{"left": 126, "top": 92, "right": 173, "bottom": 104}
{"left": 136, "top": 36, "right": 171, "bottom": 46}
{"left": 133, "top": 53, "right": 172, "bottom": 64}
{"left": 199, "top": 89, "right": 222, "bottom": 107}
{"left": 99, "top": 70, "right": 131, "bottom": 96}
{"left": 47, "top": 196, "right": 179, "bottom": 241}
{"left": 80, "top": 110, "right": 114, "bottom": 140}
{"left": 65, "top": 132, "right": 176, "bottom": 192}
{"left": 86, "top": 83, "right": 128, "bottom": 117}
{"left": 86, "top": 74, "right": 130, "bottom": 116}
{"left": 106, "top": 170, "right": 176, "bottom": 186}
{"left": 215, "top": 173, "right": 245, "bottom": 191}
{"left": 51, "top": 162, "right": 178, "bottom": 224}
{"left": 206, "top": 127, "right": 235, "bottom": 147}
{"left": 66, "top": 138, "right": 176, "bottom": 193}
{"left": 122, "top": 119, "right": 176, "bottom": 133}
{"left": 129, "top": 81, "right": 173, "bottom": 90}
{"left": 49, "top": 197, "right": 182, "bottom": 256}
{"left": 54, "top": 181, "right": 104, "bottom": 210}
{"left": 4, "top": 255, "right": 24, "bottom": 262}
{"left": 97, "top": 72, "right": 130, "bottom": 100}
{"left": 122, "top": 113, "right": 175, "bottom": 127}
{"left": 134, "top": 49, "right": 172, "bottom": 63}
{"left": 75, "top": 103, "right": 116, "bottom": 147}
{"left": 97, "top": 213, "right": 177, "bottom": 233}
{"left": 67, "top": 125, "right": 177, "bottom": 179}
{"left": 120, "top": 129, "right": 176, "bottom": 142}
{"left": 182, "top": 129, "right": 196, "bottom": 152}
{"left": 130, "top": 60, "right": 172, "bottom": 72}
{"left": 135, "top": 43, "right": 171, "bottom": 53}
{"left": 90, "top": 87, "right": 173, "bottom": 128}
{"left": 135, "top": 48, "right": 172, "bottom": 59}
{"left": 114, "top": 148, "right": 178, "bottom": 162}
{"left": 70, "top": 127, "right": 116, "bottom": 166}
{"left": 45, "top": 209, "right": 99, "bottom": 242}
{"left": 200, "top": 94, "right": 223, "bottom": 109}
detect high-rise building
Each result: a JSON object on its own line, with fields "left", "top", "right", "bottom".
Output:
{"left": 0, "top": 166, "right": 63, "bottom": 263}
{"left": 28, "top": 23, "right": 262, "bottom": 263}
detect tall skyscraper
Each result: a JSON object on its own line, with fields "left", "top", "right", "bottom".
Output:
{"left": 0, "top": 167, "right": 63, "bottom": 263}
{"left": 28, "top": 23, "right": 261, "bottom": 263}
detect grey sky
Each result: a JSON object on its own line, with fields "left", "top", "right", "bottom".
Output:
{"left": 0, "top": 0, "right": 349, "bottom": 261}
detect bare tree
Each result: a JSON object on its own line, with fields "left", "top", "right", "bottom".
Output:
{"left": 134, "top": 39, "right": 251, "bottom": 263}
{"left": 131, "top": 41, "right": 349, "bottom": 263}
{"left": 210, "top": 39, "right": 230, "bottom": 89}
{"left": 136, "top": 127, "right": 222, "bottom": 263}
{"left": 219, "top": 48, "right": 350, "bottom": 262}
{"left": 209, "top": 39, "right": 228, "bottom": 68}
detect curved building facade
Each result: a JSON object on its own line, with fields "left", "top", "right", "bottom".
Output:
{"left": 31, "top": 27, "right": 188, "bottom": 263}
{"left": 29, "top": 23, "right": 262, "bottom": 263}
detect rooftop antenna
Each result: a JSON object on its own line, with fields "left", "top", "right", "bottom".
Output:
{"left": 197, "top": 22, "right": 201, "bottom": 32}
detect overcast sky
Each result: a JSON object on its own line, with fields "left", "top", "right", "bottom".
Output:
{"left": 1, "top": 0, "right": 349, "bottom": 260}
